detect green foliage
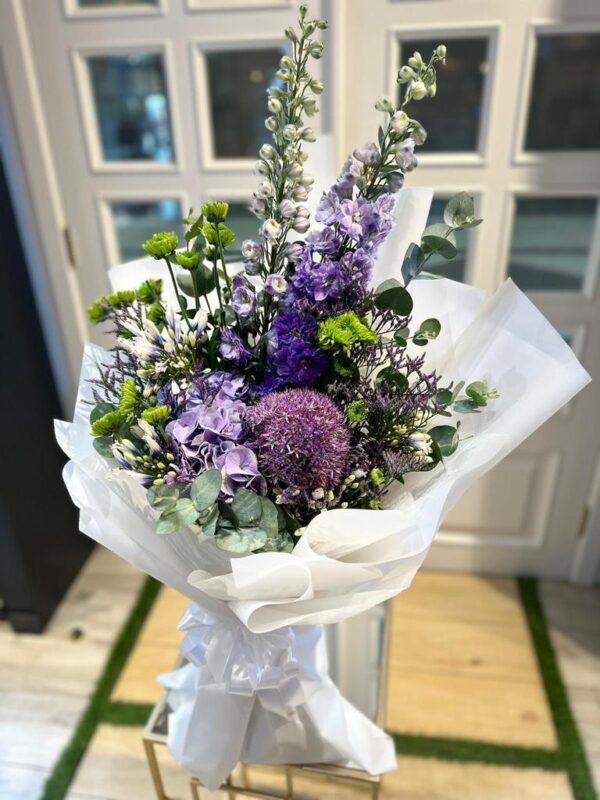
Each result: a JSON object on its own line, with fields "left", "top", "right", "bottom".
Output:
{"left": 231, "top": 488, "right": 263, "bottom": 525}
{"left": 141, "top": 405, "right": 169, "bottom": 425}
{"left": 91, "top": 410, "right": 124, "bottom": 437}
{"left": 347, "top": 399, "right": 369, "bottom": 423}
{"left": 87, "top": 291, "right": 136, "bottom": 324}
{"left": 375, "top": 278, "right": 414, "bottom": 316}
{"left": 142, "top": 231, "right": 179, "bottom": 259}
{"left": 453, "top": 380, "right": 499, "bottom": 413}
{"left": 156, "top": 498, "right": 199, "bottom": 535}
{"left": 147, "top": 483, "right": 180, "bottom": 512}
{"left": 443, "top": 192, "right": 482, "bottom": 229}
{"left": 421, "top": 223, "right": 457, "bottom": 259}
{"left": 190, "top": 469, "right": 222, "bottom": 512}
{"left": 332, "top": 353, "right": 359, "bottom": 381}
{"left": 429, "top": 424, "right": 459, "bottom": 458}
{"left": 317, "top": 311, "right": 377, "bottom": 352}
{"left": 413, "top": 317, "right": 441, "bottom": 346}
{"left": 176, "top": 264, "right": 215, "bottom": 298}
{"left": 118, "top": 379, "right": 138, "bottom": 416}
{"left": 401, "top": 244, "right": 425, "bottom": 286}
{"left": 376, "top": 366, "right": 409, "bottom": 390}
{"left": 93, "top": 436, "right": 114, "bottom": 457}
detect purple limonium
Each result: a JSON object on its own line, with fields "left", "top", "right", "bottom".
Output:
{"left": 231, "top": 274, "right": 256, "bottom": 319}
{"left": 219, "top": 328, "right": 252, "bottom": 367}
{"left": 247, "top": 388, "right": 351, "bottom": 500}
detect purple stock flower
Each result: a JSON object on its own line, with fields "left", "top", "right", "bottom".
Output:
{"left": 231, "top": 274, "right": 256, "bottom": 319}
{"left": 219, "top": 328, "right": 252, "bottom": 367}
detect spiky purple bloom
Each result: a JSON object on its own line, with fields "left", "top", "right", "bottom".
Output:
{"left": 247, "top": 389, "right": 351, "bottom": 498}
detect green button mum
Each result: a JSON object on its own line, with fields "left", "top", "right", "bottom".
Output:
{"left": 142, "top": 231, "right": 179, "bottom": 259}
{"left": 317, "top": 311, "right": 377, "bottom": 352}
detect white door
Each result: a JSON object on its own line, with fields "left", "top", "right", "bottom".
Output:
{"left": 341, "top": 0, "right": 600, "bottom": 578}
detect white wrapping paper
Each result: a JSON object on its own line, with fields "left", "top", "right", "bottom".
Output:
{"left": 56, "top": 182, "right": 591, "bottom": 790}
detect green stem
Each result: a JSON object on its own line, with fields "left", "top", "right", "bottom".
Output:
{"left": 163, "top": 258, "right": 192, "bottom": 330}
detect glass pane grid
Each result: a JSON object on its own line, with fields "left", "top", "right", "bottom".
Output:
{"left": 508, "top": 196, "right": 598, "bottom": 292}
{"left": 108, "top": 199, "right": 184, "bottom": 263}
{"left": 86, "top": 52, "right": 174, "bottom": 163}
{"left": 525, "top": 33, "right": 600, "bottom": 152}
{"left": 204, "top": 47, "right": 285, "bottom": 160}
{"left": 398, "top": 37, "right": 489, "bottom": 153}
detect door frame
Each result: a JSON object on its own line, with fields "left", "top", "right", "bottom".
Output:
{"left": 0, "top": 0, "right": 87, "bottom": 413}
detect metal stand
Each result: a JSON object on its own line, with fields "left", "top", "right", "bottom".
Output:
{"left": 143, "top": 602, "right": 392, "bottom": 800}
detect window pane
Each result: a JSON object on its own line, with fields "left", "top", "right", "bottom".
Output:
{"left": 398, "top": 37, "right": 489, "bottom": 152}
{"left": 206, "top": 48, "right": 284, "bottom": 159}
{"left": 525, "top": 34, "right": 600, "bottom": 151}
{"left": 109, "top": 200, "right": 183, "bottom": 263}
{"left": 424, "top": 197, "right": 470, "bottom": 281}
{"left": 87, "top": 53, "right": 173, "bottom": 162}
{"left": 508, "top": 197, "right": 597, "bottom": 292}
{"left": 227, "top": 202, "right": 259, "bottom": 261}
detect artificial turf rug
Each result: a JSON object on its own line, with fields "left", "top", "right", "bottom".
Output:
{"left": 40, "top": 573, "right": 597, "bottom": 800}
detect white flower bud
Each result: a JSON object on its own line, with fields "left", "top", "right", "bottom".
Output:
{"left": 427, "top": 82, "right": 437, "bottom": 97}
{"left": 375, "top": 96, "right": 393, "bottom": 112}
{"left": 303, "top": 97, "right": 318, "bottom": 116}
{"left": 298, "top": 150, "right": 309, "bottom": 162}
{"left": 265, "top": 116, "right": 278, "bottom": 132}
{"left": 255, "top": 160, "right": 269, "bottom": 175}
{"left": 310, "top": 79, "right": 324, "bottom": 94}
{"left": 261, "top": 218, "right": 281, "bottom": 240}
{"left": 408, "top": 80, "right": 427, "bottom": 100}
{"left": 390, "top": 110, "right": 410, "bottom": 134}
{"left": 276, "top": 68, "right": 291, "bottom": 82}
{"left": 300, "top": 174, "right": 314, "bottom": 188}
{"left": 408, "top": 51, "right": 425, "bottom": 69}
{"left": 301, "top": 127, "right": 316, "bottom": 142}
{"left": 259, "top": 143, "right": 276, "bottom": 161}
{"left": 278, "top": 198, "right": 297, "bottom": 219}
{"left": 251, "top": 196, "right": 268, "bottom": 217}
{"left": 308, "top": 41, "right": 324, "bottom": 58}
{"left": 436, "top": 44, "right": 447, "bottom": 59}
{"left": 292, "top": 185, "right": 308, "bottom": 202}
{"left": 283, "top": 124, "right": 298, "bottom": 142}
{"left": 398, "top": 65, "right": 417, "bottom": 84}
{"left": 257, "top": 179, "right": 274, "bottom": 198}
{"left": 292, "top": 216, "right": 310, "bottom": 233}
{"left": 268, "top": 97, "right": 282, "bottom": 114}
{"left": 280, "top": 55, "right": 294, "bottom": 70}
{"left": 286, "top": 162, "right": 303, "bottom": 179}
{"left": 295, "top": 205, "right": 310, "bottom": 219}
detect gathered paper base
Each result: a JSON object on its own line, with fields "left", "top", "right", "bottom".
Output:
{"left": 158, "top": 611, "right": 396, "bottom": 790}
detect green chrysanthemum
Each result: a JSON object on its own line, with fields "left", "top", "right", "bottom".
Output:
{"left": 136, "top": 278, "right": 163, "bottom": 305}
{"left": 142, "top": 231, "right": 179, "bottom": 259}
{"left": 317, "top": 311, "right": 377, "bottom": 352}
{"left": 141, "top": 405, "right": 169, "bottom": 425}
{"left": 91, "top": 410, "right": 124, "bottom": 437}
{"left": 118, "top": 379, "right": 138, "bottom": 416}
{"left": 347, "top": 399, "right": 369, "bottom": 423}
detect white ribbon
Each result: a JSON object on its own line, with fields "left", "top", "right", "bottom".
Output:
{"left": 159, "top": 603, "right": 397, "bottom": 790}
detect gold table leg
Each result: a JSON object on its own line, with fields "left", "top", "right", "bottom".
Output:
{"left": 144, "top": 738, "right": 169, "bottom": 800}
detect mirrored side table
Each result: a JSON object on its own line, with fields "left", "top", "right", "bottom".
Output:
{"left": 143, "top": 601, "right": 391, "bottom": 800}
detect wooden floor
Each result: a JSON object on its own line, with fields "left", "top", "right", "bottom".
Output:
{"left": 1, "top": 546, "right": 599, "bottom": 799}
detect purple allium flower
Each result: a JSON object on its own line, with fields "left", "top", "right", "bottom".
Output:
{"left": 353, "top": 142, "right": 379, "bottom": 164}
{"left": 247, "top": 388, "right": 350, "bottom": 495}
{"left": 219, "top": 328, "right": 252, "bottom": 367}
{"left": 274, "top": 339, "right": 329, "bottom": 385}
{"left": 231, "top": 274, "right": 256, "bottom": 319}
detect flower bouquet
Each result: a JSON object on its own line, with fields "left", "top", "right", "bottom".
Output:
{"left": 56, "top": 5, "right": 590, "bottom": 790}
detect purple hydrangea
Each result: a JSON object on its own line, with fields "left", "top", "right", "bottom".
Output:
{"left": 247, "top": 388, "right": 351, "bottom": 501}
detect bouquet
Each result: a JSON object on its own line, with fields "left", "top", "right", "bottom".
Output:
{"left": 56, "top": 5, "right": 590, "bottom": 790}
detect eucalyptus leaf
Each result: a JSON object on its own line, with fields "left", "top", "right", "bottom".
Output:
{"left": 195, "top": 264, "right": 216, "bottom": 296}
{"left": 261, "top": 532, "right": 294, "bottom": 553}
{"left": 176, "top": 272, "right": 196, "bottom": 298}
{"left": 418, "top": 318, "right": 441, "bottom": 339}
{"left": 191, "top": 469, "right": 222, "bottom": 512}
{"left": 215, "top": 527, "right": 268, "bottom": 553}
{"left": 443, "top": 192, "right": 474, "bottom": 227}
{"left": 453, "top": 399, "right": 480, "bottom": 414}
{"left": 375, "top": 278, "right": 413, "bottom": 316}
{"left": 231, "top": 488, "right": 263, "bottom": 525}
{"left": 260, "top": 496, "right": 279, "bottom": 538}
{"left": 465, "top": 381, "right": 488, "bottom": 407}
{"left": 421, "top": 224, "right": 457, "bottom": 259}
{"left": 429, "top": 425, "right": 459, "bottom": 458}
{"left": 90, "top": 402, "right": 116, "bottom": 425}
{"left": 198, "top": 504, "right": 219, "bottom": 536}
{"left": 156, "top": 499, "right": 198, "bottom": 534}
{"left": 93, "top": 436, "right": 114, "bottom": 458}
{"left": 147, "top": 483, "right": 180, "bottom": 511}
{"left": 376, "top": 366, "right": 409, "bottom": 390}
{"left": 434, "top": 389, "right": 453, "bottom": 407}
{"left": 401, "top": 244, "right": 425, "bottom": 286}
